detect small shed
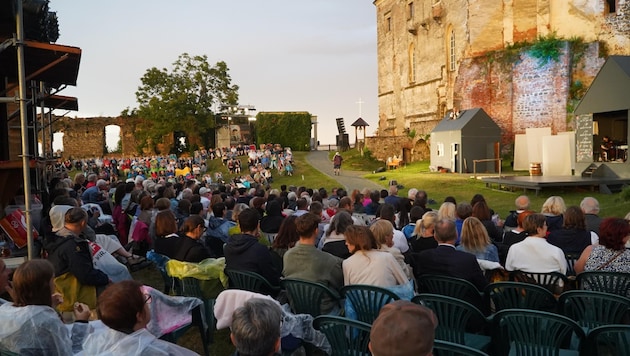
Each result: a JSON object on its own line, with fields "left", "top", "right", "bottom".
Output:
{"left": 430, "top": 108, "right": 501, "bottom": 173}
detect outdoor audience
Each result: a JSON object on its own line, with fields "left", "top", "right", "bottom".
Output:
{"left": 7, "top": 146, "right": 630, "bottom": 355}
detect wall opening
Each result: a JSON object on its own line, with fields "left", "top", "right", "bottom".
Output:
{"left": 52, "top": 132, "right": 64, "bottom": 157}
{"left": 105, "top": 125, "right": 122, "bottom": 154}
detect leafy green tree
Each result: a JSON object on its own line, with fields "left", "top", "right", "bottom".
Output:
{"left": 133, "top": 53, "right": 239, "bottom": 152}
{"left": 256, "top": 112, "right": 312, "bottom": 151}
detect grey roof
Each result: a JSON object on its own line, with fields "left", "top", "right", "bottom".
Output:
{"left": 351, "top": 117, "right": 369, "bottom": 127}
{"left": 431, "top": 107, "right": 499, "bottom": 132}
{"left": 574, "top": 56, "right": 630, "bottom": 115}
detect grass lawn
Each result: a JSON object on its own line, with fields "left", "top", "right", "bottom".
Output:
{"left": 328, "top": 148, "right": 386, "bottom": 172}
{"left": 271, "top": 152, "right": 339, "bottom": 191}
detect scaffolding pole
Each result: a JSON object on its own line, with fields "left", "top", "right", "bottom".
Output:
{"left": 15, "top": 0, "right": 35, "bottom": 260}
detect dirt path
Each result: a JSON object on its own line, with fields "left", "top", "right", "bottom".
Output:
{"left": 306, "top": 151, "right": 384, "bottom": 192}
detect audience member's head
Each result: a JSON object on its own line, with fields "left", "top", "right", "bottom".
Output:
{"left": 273, "top": 215, "right": 300, "bottom": 250}
{"left": 326, "top": 211, "right": 354, "bottom": 237}
{"left": 413, "top": 211, "right": 438, "bottom": 237}
{"left": 517, "top": 210, "right": 536, "bottom": 229}
{"left": 230, "top": 298, "right": 282, "bottom": 356}
{"left": 97, "top": 280, "right": 150, "bottom": 334}
{"left": 456, "top": 202, "right": 473, "bottom": 220}
{"left": 9, "top": 259, "right": 54, "bottom": 307}
{"left": 580, "top": 197, "right": 600, "bottom": 215}
{"left": 515, "top": 195, "right": 530, "bottom": 211}
{"left": 238, "top": 208, "right": 260, "bottom": 234}
{"left": 344, "top": 225, "right": 378, "bottom": 253}
{"left": 370, "top": 219, "right": 394, "bottom": 247}
{"left": 433, "top": 219, "right": 457, "bottom": 243}
{"left": 155, "top": 210, "right": 178, "bottom": 237}
{"left": 369, "top": 300, "right": 437, "bottom": 356}
{"left": 541, "top": 196, "right": 566, "bottom": 216}
{"left": 295, "top": 213, "right": 321, "bottom": 239}
{"left": 181, "top": 215, "right": 206, "bottom": 239}
{"left": 563, "top": 206, "right": 586, "bottom": 230}
{"left": 437, "top": 202, "right": 456, "bottom": 221}
{"left": 522, "top": 213, "right": 547, "bottom": 236}
{"left": 599, "top": 218, "right": 630, "bottom": 251}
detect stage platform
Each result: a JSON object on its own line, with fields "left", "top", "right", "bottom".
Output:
{"left": 481, "top": 175, "right": 630, "bottom": 195}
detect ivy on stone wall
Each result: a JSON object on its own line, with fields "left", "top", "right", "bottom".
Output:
{"left": 256, "top": 112, "right": 312, "bottom": 151}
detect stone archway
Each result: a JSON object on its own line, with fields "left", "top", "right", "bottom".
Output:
{"left": 105, "top": 124, "right": 122, "bottom": 154}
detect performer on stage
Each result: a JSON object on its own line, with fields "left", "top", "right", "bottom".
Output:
{"left": 601, "top": 136, "right": 614, "bottom": 161}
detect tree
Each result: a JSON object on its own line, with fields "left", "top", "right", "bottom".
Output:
{"left": 256, "top": 112, "right": 312, "bottom": 151}
{"left": 133, "top": 53, "right": 239, "bottom": 152}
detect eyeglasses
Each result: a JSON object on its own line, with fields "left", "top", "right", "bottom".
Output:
{"left": 144, "top": 293, "right": 152, "bottom": 304}
{"left": 199, "top": 225, "right": 207, "bottom": 232}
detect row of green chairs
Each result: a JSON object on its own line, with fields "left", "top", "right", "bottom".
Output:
{"left": 311, "top": 310, "right": 630, "bottom": 356}
{"left": 312, "top": 315, "right": 490, "bottom": 356}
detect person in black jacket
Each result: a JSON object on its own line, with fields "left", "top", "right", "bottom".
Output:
{"left": 174, "top": 215, "right": 212, "bottom": 263}
{"left": 224, "top": 208, "right": 281, "bottom": 289}
{"left": 44, "top": 206, "right": 110, "bottom": 289}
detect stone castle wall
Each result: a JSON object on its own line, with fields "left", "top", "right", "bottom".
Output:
{"left": 371, "top": 0, "right": 630, "bottom": 160}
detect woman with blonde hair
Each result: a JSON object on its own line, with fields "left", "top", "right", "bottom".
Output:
{"left": 437, "top": 202, "right": 456, "bottom": 221}
{"left": 370, "top": 220, "right": 413, "bottom": 279}
{"left": 342, "top": 225, "right": 408, "bottom": 287}
{"left": 541, "top": 195, "right": 566, "bottom": 232}
{"left": 456, "top": 217, "right": 499, "bottom": 262}
{"left": 410, "top": 211, "right": 438, "bottom": 253}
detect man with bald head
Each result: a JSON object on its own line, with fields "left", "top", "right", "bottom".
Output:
{"left": 581, "top": 197, "right": 602, "bottom": 235}
{"left": 504, "top": 195, "right": 530, "bottom": 229}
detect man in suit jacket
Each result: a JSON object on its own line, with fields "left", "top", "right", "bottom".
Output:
{"left": 412, "top": 219, "right": 487, "bottom": 291}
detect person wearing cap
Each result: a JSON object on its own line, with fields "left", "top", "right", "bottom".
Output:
{"left": 43, "top": 206, "right": 110, "bottom": 290}
{"left": 369, "top": 300, "right": 437, "bottom": 356}
{"left": 199, "top": 186, "right": 212, "bottom": 211}
{"left": 333, "top": 152, "right": 343, "bottom": 176}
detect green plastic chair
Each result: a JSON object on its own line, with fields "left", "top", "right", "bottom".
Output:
{"left": 433, "top": 340, "right": 490, "bottom": 356}
{"left": 491, "top": 309, "right": 586, "bottom": 356}
{"left": 581, "top": 324, "right": 630, "bottom": 355}
{"left": 312, "top": 315, "right": 371, "bottom": 356}
{"left": 417, "top": 274, "right": 488, "bottom": 314}
{"left": 340, "top": 284, "right": 400, "bottom": 324}
{"left": 576, "top": 271, "right": 630, "bottom": 297}
{"left": 413, "top": 294, "right": 491, "bottom": 352}
{"left": 509, "top": 270, "right": 570, "bottom": 295}
{"left": 484, "top": 281, "right": 557, "bottom": 313}
{"left": 280, "top": 278, "right": 341, "bottom": 317}
{"left": 558, "top": 290, "right": 630, "bottom": 331}
{"left": 565, "top": 252, "right": 581, "bottom": 277}
{"left": 224, "top": 268, "right": 281, "bottom": 296}
{"left": 0, "top": 345, "right": 20, "bottom": 356}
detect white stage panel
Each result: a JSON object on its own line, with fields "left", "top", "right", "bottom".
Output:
{"left": 542, "top": 135, "right": 572, "bottom": 176}
{"left": 558, "top": 131, "right": 576, "bottom": 170}
{"left": 513, "top": 134, "right": 530, "bottom": 171}
{"left": 526, "top": 127, "right": 552, "bottom": 164}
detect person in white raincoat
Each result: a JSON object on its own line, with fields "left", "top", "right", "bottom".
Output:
{"left": 0, "top": 259, "right": 91, "bottom": 355}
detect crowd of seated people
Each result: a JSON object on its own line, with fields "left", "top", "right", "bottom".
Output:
{"left": 6, "top": 144, "right": 630, "bottom": 354}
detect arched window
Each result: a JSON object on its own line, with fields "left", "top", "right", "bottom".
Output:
{"left": 448, "top": 28, "right": 456, "bottom": 72}
{"left": 408, "top": 43, "right": 416, "bottom": 83}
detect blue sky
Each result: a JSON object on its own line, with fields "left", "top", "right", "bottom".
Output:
{"left": 50, "top": 0, "right": 378, "bottom": 150}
